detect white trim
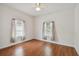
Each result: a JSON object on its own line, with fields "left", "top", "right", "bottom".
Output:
{"left": 36, "top": 39, "right": 74, "bottom": 48}
{"left": 0, "top": 39, "right": 33, "bottom": 49}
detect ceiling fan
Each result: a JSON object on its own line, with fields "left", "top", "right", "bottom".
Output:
{"left": 35, "top": 3, "right": 47, "bottom": 11}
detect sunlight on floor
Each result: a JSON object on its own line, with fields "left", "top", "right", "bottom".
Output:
{"left": 44, "top": 44, "right": 52, "bottom": 56}
{"left": 14, "top": 47, "right": 24, "bottom": 56}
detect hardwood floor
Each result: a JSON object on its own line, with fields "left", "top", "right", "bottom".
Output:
{"left": 0, "top": 39, "right": 78, "bottom": 56}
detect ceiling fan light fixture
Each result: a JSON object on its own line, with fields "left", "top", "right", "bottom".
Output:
{"left": 35, "top": 3, "right": 41, "bottom": 11}
{"left": 36, "top": 7, "right": 41, "bottom": 11}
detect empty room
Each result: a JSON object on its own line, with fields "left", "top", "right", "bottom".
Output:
{"left": 0, "top": 3, "right": 79, "bottom": 56}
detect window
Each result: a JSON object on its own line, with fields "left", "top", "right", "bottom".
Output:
{"left": 15, "top": 19, "right": 24, "bottom": 38}
{"left": 11, "top": 18, "right": 25, "bottom": 43}
{"left": 43, "top": 21, "right": 55, "bottom": 41}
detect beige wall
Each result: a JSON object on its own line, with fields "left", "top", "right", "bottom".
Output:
{"left": 0, "top": 5, "right": 34, "bottom": 48}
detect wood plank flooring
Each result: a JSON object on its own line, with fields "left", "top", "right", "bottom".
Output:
{"left": 0, "top": 39, "right": 78, "bottom": 56}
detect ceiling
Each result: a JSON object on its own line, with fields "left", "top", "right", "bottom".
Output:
{"left": 3, "top": 3, "right": 76, "bottom": 16}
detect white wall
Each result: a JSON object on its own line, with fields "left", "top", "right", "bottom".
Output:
{"left": 34, "top": 8, "right": 75, "bottom": 46}
{"left": 0, "top": 5, "right": 34, "bottom": 48}
{"left": 74, "top": 4, "right": 79, "bottom": 54}
{"left": 0, "top": 5, "right": 3, "bottom": 47}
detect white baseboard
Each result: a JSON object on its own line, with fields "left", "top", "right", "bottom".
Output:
{"left": 36, "top": 39, "right": 74, "bottom": 48}
{"left": 0, "top": 39, "right": 33, "bottom": 49}
{"left": 0, "top": 38, "right": 74, "bottom": 49}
